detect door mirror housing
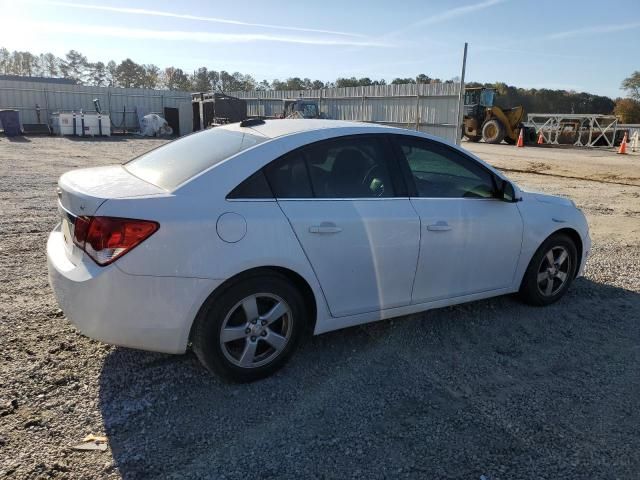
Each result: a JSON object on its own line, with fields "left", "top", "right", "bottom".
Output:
{"left": 495, "top": 178, "right": 521, "bottom": 202}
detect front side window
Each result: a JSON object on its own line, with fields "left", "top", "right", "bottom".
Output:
{"left": 126, "top": 128, "right": 265, "bottom": 190}
{"left": 395, "top": 137, "right": 496, "bottom": 199}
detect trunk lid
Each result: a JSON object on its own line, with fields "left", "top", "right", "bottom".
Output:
{"left": 58, "top": 165, "right": 166, "bottom": 216}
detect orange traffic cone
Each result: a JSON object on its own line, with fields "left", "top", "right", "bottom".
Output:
{"left": 516, "top": 128, "right": 524, "bottom": 147}
{"left": 617, "top": 133, "right": 627, "bottom": 154}
{"left": 537, "top": 131, "right": 544, "bottom": 144}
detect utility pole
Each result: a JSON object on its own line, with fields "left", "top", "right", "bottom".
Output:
{"left": 455, "top": 42, "right": 468, "bottom": 146}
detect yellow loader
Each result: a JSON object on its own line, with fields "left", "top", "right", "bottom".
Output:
{"left": 462, "top": 87, "right": 530, "bottom": 144}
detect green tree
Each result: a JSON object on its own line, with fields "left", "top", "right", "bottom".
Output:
{"left": 162, "top": 67, "right": 190, "bottom": 91}
{"left": 271, "top": 79, "right": 285, "bottom": 90}
{"left": 281, "top": 77, "right": 306, "bottom": 90}
{"left": 87, "top": 62, "right": 108, "bottom": 86}
{"left": 22, "top": 52, "right": 37, "bottom": 76}
{"left": 614, "top": 97, "right": 640, "bottom": 123}
{"left": 10, "top": 51, "right": 23, "bottom": 75}
{"left": 106, "top": 61, "right": 117, "bottom": 86}
{"left": 256, "top": 79, "right": 271, "bottom": 91}
{"left": 233, "top": 72, "right": 256, "bottom": 91}
{"left": 335, "top": 77, "right": 382, "bottom": 87}
{"left": 391, "top": 77, "right": 416, "bottom": 85}
{"left": 142, "top": 64, "right": 160, "bottom": 89}
{"left": 114, "top": 59, "right": 146, "bottom": 88}
{"left": 42, "top": 53, "right": 60, "bottom": 77}
{"left": 191, "top": 67, "right": 212, "bottom": 91}
{"left": 0, "top": 47, "right": 9, "bottom": 74}
{"left": 621, "top": 71, "right": 640, "bottom": 100}
{"left": 61, "top": 50, "right": 88, "bottom": 83}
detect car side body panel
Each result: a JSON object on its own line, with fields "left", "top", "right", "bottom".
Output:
{"left": 47, "top": 121, "right": 591, "bottom": 354}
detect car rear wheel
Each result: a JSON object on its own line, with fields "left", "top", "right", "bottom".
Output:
{"left": 191, "top": 273, "right": 306, "bottom": 382}
{"left": 519, "top": 233, "right": 578, "bottom": 306}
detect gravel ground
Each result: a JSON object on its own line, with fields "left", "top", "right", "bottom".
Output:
{"left": 1, "top": 136, "right": 639, "bottom": 479}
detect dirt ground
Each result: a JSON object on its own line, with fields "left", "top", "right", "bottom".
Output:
{"left": 1, "top": 135, "right": 639, "bottom": 479}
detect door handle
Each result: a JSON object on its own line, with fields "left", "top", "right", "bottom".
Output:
{"left": 426, "top": 222, "right": 452, "bottom": 232}
{"left": 309, "top": 222, "right": 342, "bottom": 234}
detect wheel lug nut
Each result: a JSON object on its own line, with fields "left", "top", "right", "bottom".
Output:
{"left": 251, "top": 319, "right": 257, "bottom": 324}
{"left": 261, "top": 331, "right": 267, "bottom": 337}
{"left": 245, "top": 328, "right": 251, "bottom": 334}
{"left": 261, "top": 320, "right": 267, "bottom": 326}
{"left": 250, "top": 336, "right": 256, "bottom": 341}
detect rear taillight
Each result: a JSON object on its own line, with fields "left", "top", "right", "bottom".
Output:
{"left": 73, "top": 216, "right": 159, "bottom": 266}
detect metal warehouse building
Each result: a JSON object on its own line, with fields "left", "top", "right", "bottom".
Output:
{"left": 1, "top": 77, "right": 463, "bottom": 144}
{"left": 225, "top": 82, "right": 462, "bottom": 144}
{"left": 0, "top": 77, "right": 193, "bottom": 136}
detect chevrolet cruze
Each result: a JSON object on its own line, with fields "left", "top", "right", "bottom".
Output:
{"left": 47, "top": 119, "right": 590, "bottom": 381}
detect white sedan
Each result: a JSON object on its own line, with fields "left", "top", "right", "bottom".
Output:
{"left": 47, "top": 119, "right": 590, "bottom": 381}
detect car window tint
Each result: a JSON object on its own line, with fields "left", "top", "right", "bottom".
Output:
{"left": 264, "top": 152, "right": 313, "bottom": 198}
{"left": 227, "top": 171, "right": 273, "bottom": 199}
{"left": 397, "top": 138, "right": 496, "bottom": 199}
{"left": 125, "top": 129, "right": 265, "bottom": 191}
{"left": 305, "top": 137, "right": 394, "bottom": 198}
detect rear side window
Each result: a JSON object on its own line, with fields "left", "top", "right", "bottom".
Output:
{"left": 125, "top": 129, "right": 265, "bottom": 190}
{"left": 227, "top": 171, "right": 273, "bottom": 199}
{"left": 264, "top": 152, "right": 313, "bottom": 198}
{"left": 263, "top": 135, "right": 397, "bottom": 199}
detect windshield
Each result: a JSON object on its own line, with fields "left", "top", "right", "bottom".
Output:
{"left": 480, "top": 89, "right": 495, "bottom": 107}
{"left": 125, "top": 128, "right": 265, "bottom": 190}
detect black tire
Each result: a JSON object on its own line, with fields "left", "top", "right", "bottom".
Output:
{"left": 525, "top": 128, "right": 538, "bottom": 144}
{"left": 465, "top": 135, "right": 481, "bottom": 142}
{"left": 191, "top": 272, "right": 306, "bottom": 382}
{"left": 504, "top": 136, "right": 516, "bottom": 145}
{"left": 482, "top": 119, "right": 506, "bottom": 144}
{"left": 519, "top": 233, "right": 578, "bottom": 306}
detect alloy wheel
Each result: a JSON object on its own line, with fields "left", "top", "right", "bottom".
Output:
{"left": 219, "top": 293, "right": 292, "bottom": 368}
{"left": 536, "top": 246, "right": 571, "bottom": 297}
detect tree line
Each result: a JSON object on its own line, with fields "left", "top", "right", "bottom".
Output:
{"left": 1, "top": 47, "right": 636, "bottom": 119}
{"left": 0, "top": 48, "right": 455, "bottom": 91}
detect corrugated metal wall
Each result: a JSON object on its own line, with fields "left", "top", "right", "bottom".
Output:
{"left": 0, "top": 79, "right": 191, "bottom": 130}
{"left": 0, "top": 79, "right": 462, "bottom": 142}
{"left": 227, "top": 83, "right": 461, "bottom": 143}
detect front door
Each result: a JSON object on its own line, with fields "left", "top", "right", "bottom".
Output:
{"left": 391, "top": 135, "right": 523, "bottom": 303}
{"left": 265, "top": 135, "right": 420, "bottom": 317}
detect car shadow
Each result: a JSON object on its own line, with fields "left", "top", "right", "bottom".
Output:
{"left": 3, "top": 135, "right": 31, "bottom": 142}
{"left": 98, "top": 277, "right": 640, "bottom": 479}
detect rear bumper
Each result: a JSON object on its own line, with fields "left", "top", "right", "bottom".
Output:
{"left": 47, "top": 228, "right": 221, "bottom": 354}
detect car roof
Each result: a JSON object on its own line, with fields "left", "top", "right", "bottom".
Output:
{"left": 220, "top": 119, "right": 396, "bottom": 139}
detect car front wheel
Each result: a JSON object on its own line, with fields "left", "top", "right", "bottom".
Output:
{"left": 191, "top": 273, "right": 306, "bottom": 382}
{"left": 519, "top": 233, "right": 578, "bottom": 306}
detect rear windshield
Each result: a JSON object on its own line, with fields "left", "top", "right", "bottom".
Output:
{"left": 125, "top": 128, "right": 265, "bottom": 190}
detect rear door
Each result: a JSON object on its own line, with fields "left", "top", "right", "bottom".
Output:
{"left": 390, "top": 135, "right": 523, "bottom": 303}
{"left": 265, "top": 135, "right": 420, "bottom": 317}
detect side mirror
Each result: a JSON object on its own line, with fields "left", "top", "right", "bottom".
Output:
{"left": 496, "top": 178, "right": 521, "bottom": 202}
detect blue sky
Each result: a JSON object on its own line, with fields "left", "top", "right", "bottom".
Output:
{"left": 3, "top": 0, "right": 639, "bottom": 97}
